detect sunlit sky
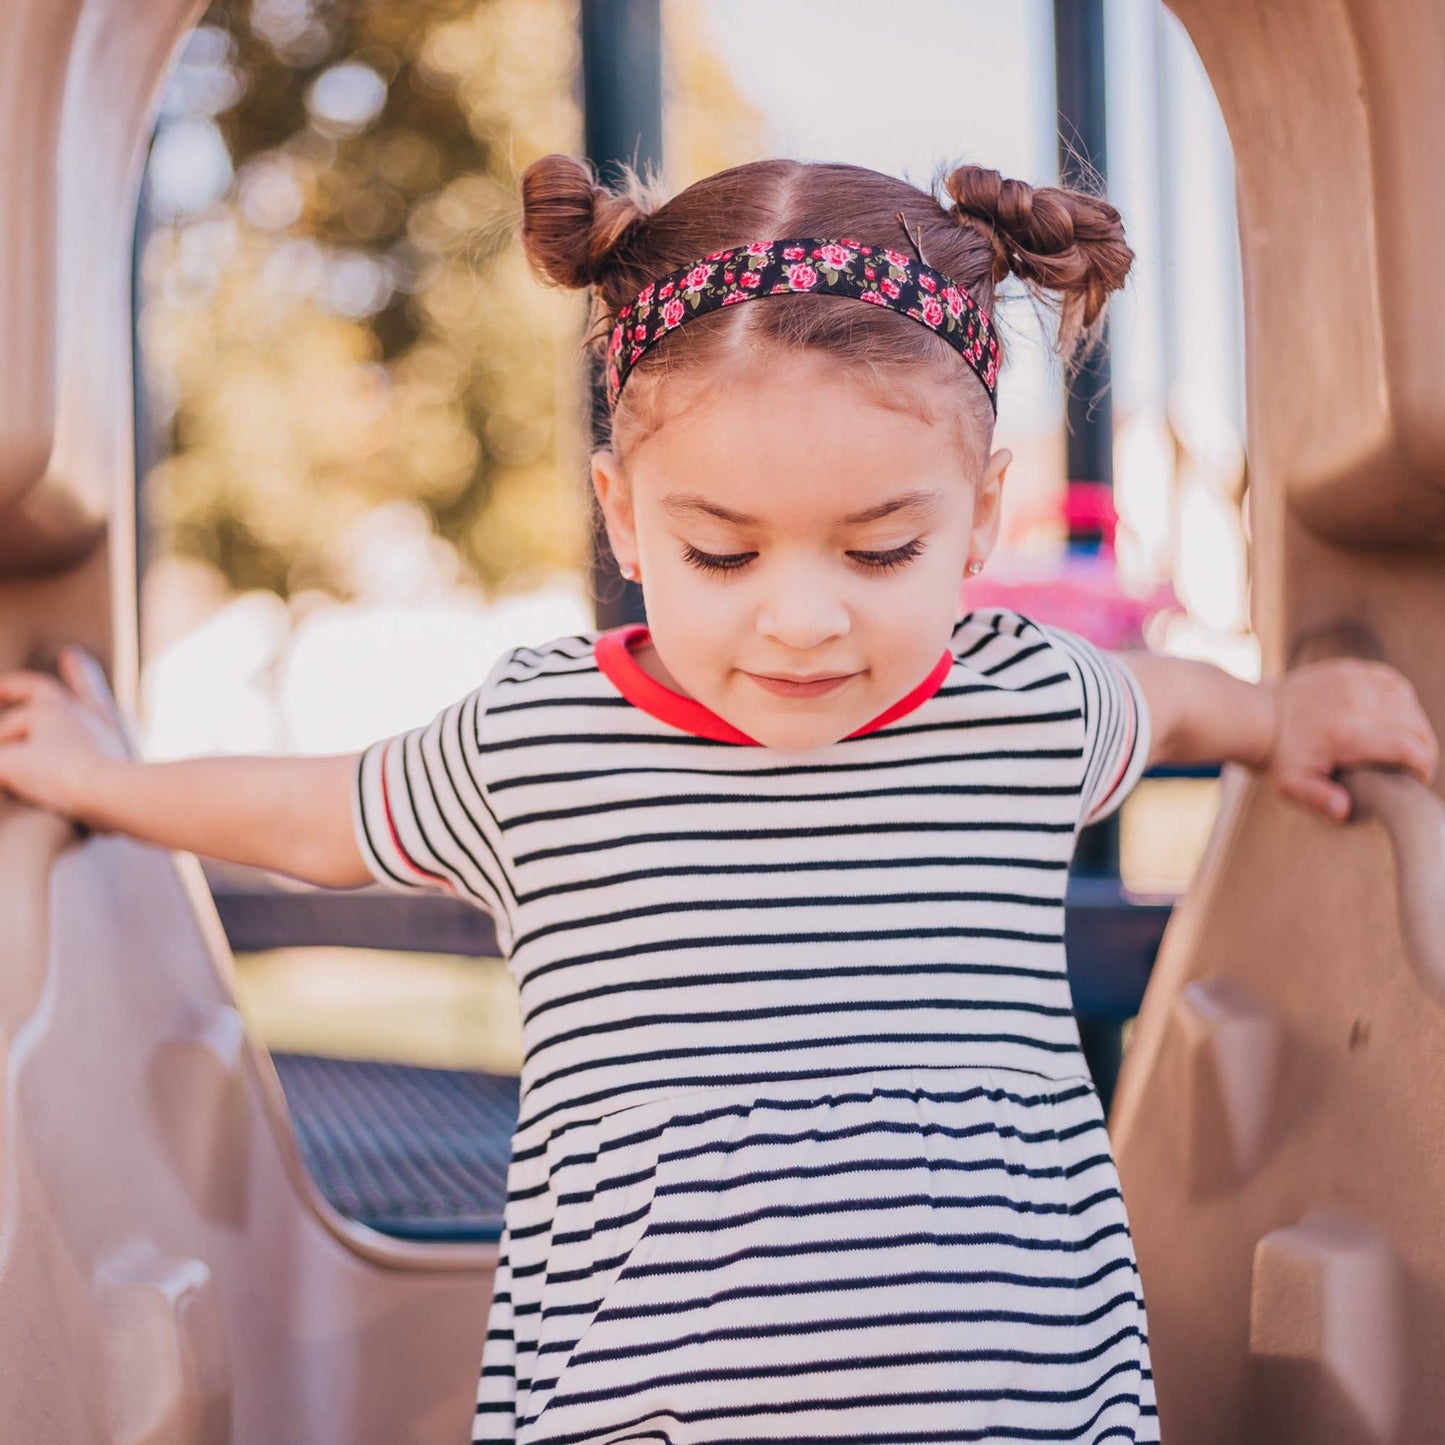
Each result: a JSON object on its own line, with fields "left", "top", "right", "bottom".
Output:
{"left": 697, "top": 0, "right": 1055, "bottom": 185}
{"left": 687, "top": 0, "right": 1242, "bottom": 445}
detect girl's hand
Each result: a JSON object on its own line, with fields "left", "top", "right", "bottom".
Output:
{"left": 0, "top": 646, "right": 133, "bottom": 827}
{"left": 1260, "top": 659, "right": 1438, "bottom": 822}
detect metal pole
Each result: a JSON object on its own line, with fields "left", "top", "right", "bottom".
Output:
{"left": 580, "top": 0, "right": 662, "bottom": 630}
{"left": 1054, "top": 0, "right": 1119, "bottom": 880}
{"left": 1055, "top": 0, "right": 1125, "bottom": 1111}
{"left": 132, "top": 154, "right": 158, "bottom": 660}
{"left": 1054, "top": 0, "right": 1114, "bottom": 525}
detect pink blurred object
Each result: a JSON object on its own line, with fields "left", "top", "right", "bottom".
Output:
{"left": 960, "top": 483, "right": 1178, "bottom": 650}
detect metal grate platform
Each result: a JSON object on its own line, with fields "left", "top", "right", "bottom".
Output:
{"left": 270, "top": 1053, "right": 519, "bottom": 1243}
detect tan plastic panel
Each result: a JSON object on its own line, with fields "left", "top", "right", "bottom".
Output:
{"left": 0, "top": 812, "right": 495, "bottom": 1442}
{"left": 0, "top": 0, "right": 497, "bottom": 1439}
{"left": 1165, "top": 0, "right": 1445, "bottom": 554}
{"left": 1113, "top": 3, "right": 1445, "bottom": 1440}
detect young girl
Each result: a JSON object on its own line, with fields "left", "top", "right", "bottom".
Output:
{"left": 0, "top": 154, "right": 1436, "bottom": 1445}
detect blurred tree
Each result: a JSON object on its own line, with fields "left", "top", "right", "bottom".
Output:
{"left": 140, "top": 0, "right": 766, "bottom": 603}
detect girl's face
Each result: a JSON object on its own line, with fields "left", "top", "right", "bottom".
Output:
{"left": 591, "top": 353, "right": 1010, "bottom": 750}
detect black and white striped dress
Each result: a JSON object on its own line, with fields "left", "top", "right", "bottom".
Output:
{"left": 352, "top": 605, "right": 1160, "bottom": 1444}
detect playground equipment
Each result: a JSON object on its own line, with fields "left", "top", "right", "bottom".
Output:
{"left": 1111, "top": 3, "right": 1445, "bottom": 1442}
{"left": 1, "top": 0, "right": 1441, "bottom": 1440}
{"left": 0, "top": 0, "right": 495, "bottom": 1439}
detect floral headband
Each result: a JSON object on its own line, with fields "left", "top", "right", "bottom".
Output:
{"left": 603, "top": 235, "right": 1001, "bottom": 414}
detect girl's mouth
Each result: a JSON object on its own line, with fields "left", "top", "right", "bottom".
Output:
{"left": 743, "top": 671, "right": 857, "bottom": 698}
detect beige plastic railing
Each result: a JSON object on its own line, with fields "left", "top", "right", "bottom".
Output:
{"left": 1112, "top": 4, "right": 1445, "bottom": 1440}
{"left": 0, "top": 0, "right": 497, "bottom": 1440}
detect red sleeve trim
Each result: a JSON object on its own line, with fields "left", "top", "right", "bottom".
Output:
{"left": 1085, "top": 692, "right": 1137, "bottom": 823}
{"left": 379, "top": 736, "right": 456, "bottom": 890}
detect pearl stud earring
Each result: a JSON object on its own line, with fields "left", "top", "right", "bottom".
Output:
{"left": 966, "top": 558, "right": 984, "bottom": 575}
{"left": 622, "top": 563, "right": 640, "bottom": 582}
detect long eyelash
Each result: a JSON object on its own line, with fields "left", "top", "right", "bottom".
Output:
{"left": 680, "top": 538, "right": 928, "bottom": 576}
{"left": 849, "top": 538, "right": 927, "bottom": 573}
{"left": 682, "top": 544, "right": 756, "bottom": 574}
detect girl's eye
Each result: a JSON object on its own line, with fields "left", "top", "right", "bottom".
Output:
{"left": 849, "top": 538, "right": 927, "bottom": 573}
{"left": 682, "top": 544, "right": 756, "bottom": 574}
{"left": 680, "top": 538, "right": 928, "bottom": 576}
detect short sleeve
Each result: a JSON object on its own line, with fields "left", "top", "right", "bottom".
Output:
{"left": 1038, "top": 625, "right": 1153, "bottom": 828}
{"left": 350, "top": 653, "right": 517, "bottom": 953}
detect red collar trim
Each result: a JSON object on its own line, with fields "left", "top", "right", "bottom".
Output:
{"left": 594, "top": 624, "right": 953, "bottom": 746}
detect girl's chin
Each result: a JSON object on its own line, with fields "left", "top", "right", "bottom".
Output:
{"left": 736, "top": 708, "right": 860, "bottom": 751}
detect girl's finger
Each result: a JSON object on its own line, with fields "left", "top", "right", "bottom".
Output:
{"left": 0, "top": 705, "right": 31, "bottom": 744}
{"left": 0, "top": 671, "right": 60, "bottom": 706}
{"left": 1408, "top": 731, "right": 1438, "bottom": 784}
{"left": 1336, "top": 702, "right": 1435, "bottom": 779}
{"left": 58, "top": 646, "right": 110, "bottom": 721}
{"left": 1374, "top": 712, "right": 1438, "bottom": 783}
{"left": 1278, "top": 771, "right": 1352, "bottom": 822}
{"left": 56, "top": 647, "right": 86, "bottom": 695}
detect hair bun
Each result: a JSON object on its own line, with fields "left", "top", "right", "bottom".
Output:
{"left": 519, "top": 153, "right": 652, "bottom": 290}
{"left": 943, "top": 163, "right": 1133, "bottom": 360}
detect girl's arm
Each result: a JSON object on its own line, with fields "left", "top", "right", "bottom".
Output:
{"left": 1113, "top": 649, "right": 1438, "bottom": 822}
{"left": 0, "top": 647, "right": 372, "bottom": 890}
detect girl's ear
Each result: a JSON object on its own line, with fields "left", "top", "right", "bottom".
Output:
{"left": 968, "top": 447, "right": 1012, "bottom": 562}
{"left": 590, "top": 449, "right": 640, "bottom": 571}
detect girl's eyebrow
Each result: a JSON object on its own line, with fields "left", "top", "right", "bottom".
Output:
{"left": 658, "top": 489, "right": 944, "bottom": 527}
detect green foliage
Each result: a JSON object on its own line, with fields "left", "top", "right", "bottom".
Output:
{"left": 142, "top": 0, "right": 591, "bottom": 600}
{"left": 140, "top": 0, "right": 766, "bottom": 603}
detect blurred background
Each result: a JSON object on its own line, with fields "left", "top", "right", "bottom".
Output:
{"left": 132, "top": 0, "right": 1249, "bottom": 1078}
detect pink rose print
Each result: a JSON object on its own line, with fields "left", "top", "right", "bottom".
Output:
{"left": 636, "top": 284, "right": 654, "bottom": 306}
{"left": 942, "top": 286, "right": 963, "bottom": 319}
{"left": 859, "top": 291, "right": 887, "bottom": 305}
{"left": 705, "top": 248, "right": 731, "bottom": 261}
{"left": 864, "top": 267, "right": 876, "bottom": 280}
{"left": 684, "top": 264, "right": 712, "bottom": 291}
{"left": 608, "top": 363, "right": 619, "bottom": 388}
{"left": 838, "top": 236, "right": 860, "bottom": 247}
{"left": 985, "top": 359, "right": 997, "bottom": 387}
{"left": 739, "top": 271, "right": 761, "bottom": 289}
{"left": 609, "top": 328, "right": 624, "bottom": 355}
{"left": 618, "top": 304, "right": 633, "bottom": 320}
{"left": 884, "top": 247, "right": 911, "bottom": 267}
{"left": 662, "top": 298, "right": 685, "bottom": 327}
{"left": 633, "top": 324, "right": 646, "bottom": 340}
{"left": 817, "top": 243, "right": 853, "bottom": 269}
{"left": 747, "top": 241, "right": 772, "bottom": 255}
{"left": 880, "top": 277, "right": 902, "bottom": 299}
{"left": 918, "top": 273, "right": 937, "bottom": 293}
{"left": 722, "top": 291, "right": 748, "bottom": 305}
{"left": 723, "top": 271, "right": 735, "bottom": 282}
{"left": 629, "top": 345, "right": 644, "bottom": 362}
{"left": 922, "top": 297, "right": 944, "bottom": 327}
{"left": 788, "top": 263, "right": 819, "bottom": 290}
{"left": 782, "top": 245, "right": 805, "bottom": 260}
{"left": 658, "top": 281, "right": 675, "bottom": 300}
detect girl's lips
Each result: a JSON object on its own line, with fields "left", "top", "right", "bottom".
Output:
{"left": 744, "top": 671, "right": 857, "bottom": 698}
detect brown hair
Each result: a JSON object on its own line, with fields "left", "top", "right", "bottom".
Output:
{"left": 519, "top": 154, "right": 1133, "bottom": 467}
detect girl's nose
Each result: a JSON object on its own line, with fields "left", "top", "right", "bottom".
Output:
{"left": 755, "top": 581, "right": 852, "bottom": 653}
